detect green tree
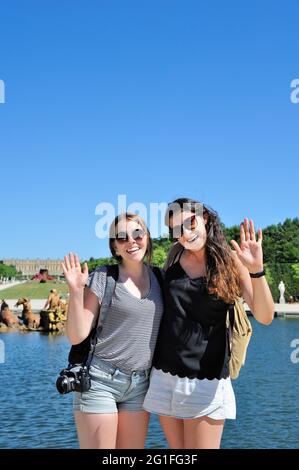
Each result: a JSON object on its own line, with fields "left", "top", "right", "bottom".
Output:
{"left": 152, "top": 246, "right": 167, "bottom": 267}
{"left": 0, "top": 263, "right": 18, "bottom": 278}
{"left": 85, "top": 257, "right": 116, "bottom": 272}
{"left": 264, "top": 263, "right": 274, "bottom": 289}
{"left": 223, "top": 225, "right": 240, "bottom": 246}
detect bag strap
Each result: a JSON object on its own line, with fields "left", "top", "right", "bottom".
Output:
{"left": 163, "top": 243, "right": 184, "bottom": 270}
{"left": 174, "top": 247, "right": 184, "bottom": 266}
{"left": 226, "top": 303, "right": 235, "bottom": 358}
{"left": 228, "top": 303, "right": 235, "bottom": 330}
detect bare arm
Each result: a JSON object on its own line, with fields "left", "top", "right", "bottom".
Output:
{"left": 62, "top": 253, "right": 100, "bottom": 345}
{"left": 233, "top": 252, "right": 274, "bottom": 325}
{"left": 231, "top": 219, "right": 274, "bottom": 325}
{"left": 66, "top": 286, "right": 101, "bottom": 345}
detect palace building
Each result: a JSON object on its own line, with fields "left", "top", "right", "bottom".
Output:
{"left": 2, "top": 259, "right": 63, "bottom": 276}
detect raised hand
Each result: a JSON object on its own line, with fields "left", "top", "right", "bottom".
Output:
{"left": 230, "top": 218, "right": 264, "bottom": 273}
{"left": 61, "top": 253, "right": 89, "bottom": 292}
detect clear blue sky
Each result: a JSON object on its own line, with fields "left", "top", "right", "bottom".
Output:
{"left": 0, "top": 0, "right": 298, "bottom": 260}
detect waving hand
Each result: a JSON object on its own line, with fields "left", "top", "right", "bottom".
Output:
{"left": 61, "top": 253, "right": 89, "bottom": 292}
{"left": 230, "top": 218, "right": 264, "bottom": 273}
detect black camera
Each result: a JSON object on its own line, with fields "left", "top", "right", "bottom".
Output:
{"left": 56, "top": 365, "right": 91, "bottom": 394}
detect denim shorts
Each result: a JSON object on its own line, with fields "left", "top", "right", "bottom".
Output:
{"left": 73, "top": 356, "right": 151, "bottom": 414}
{"left": 143, "top": 367, "right": 236, "bottom": 420}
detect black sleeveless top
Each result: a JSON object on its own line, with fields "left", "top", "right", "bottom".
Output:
{"left": 153, "top": 259, "right": 230, "bottom": 380}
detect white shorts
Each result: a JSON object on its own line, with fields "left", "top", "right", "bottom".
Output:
{"left": 143, "top": 367, "right": 236, "bottom": 420}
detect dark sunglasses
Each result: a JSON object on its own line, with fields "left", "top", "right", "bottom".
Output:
{"left": 115, "top": 228, "right": 146, "bottom": 244}
{"left": 169, "top": 214, "right": 198, "bottom": 240}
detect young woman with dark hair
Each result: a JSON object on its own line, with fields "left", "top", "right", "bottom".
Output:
{"left": 143, "top": 198, "right": 274, "bottom": 449}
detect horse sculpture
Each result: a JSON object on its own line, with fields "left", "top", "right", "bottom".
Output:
{"left": 0, "top": 300, "right": 18, "bottom": 327}
{"left": 15, "top": 298, "right": 40, "bottom": 329}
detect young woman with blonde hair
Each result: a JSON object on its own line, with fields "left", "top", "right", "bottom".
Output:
{"left": 63, "top": 213, "right": 163, "bottom": 449}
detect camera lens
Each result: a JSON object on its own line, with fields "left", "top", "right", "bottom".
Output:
{"left": 56, "top": 375, "right": 74, "bottom": 394}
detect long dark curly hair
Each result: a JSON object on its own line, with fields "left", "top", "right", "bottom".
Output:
{"left": 165, "top": 198, "right": 241, "bottom": 303}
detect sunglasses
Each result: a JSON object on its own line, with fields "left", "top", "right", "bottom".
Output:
{"left": 115, "top": 228, "right": 146, "bottom": 244}
{"left": 169, "top": 214, "right": 198, "bottom": 240}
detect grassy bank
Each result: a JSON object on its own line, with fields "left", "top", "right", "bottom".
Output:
{"left": 0, "top": 282, "right": 69, "bottom": 299}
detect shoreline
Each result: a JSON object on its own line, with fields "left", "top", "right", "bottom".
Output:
{"left": 1, "top": 300, "right": 299, "bottom": 317}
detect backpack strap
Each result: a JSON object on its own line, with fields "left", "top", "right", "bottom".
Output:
{"left": 151, "top": 266, "right": 164, "bottom": 292}
{"left": 96, "top": 264, "right": 119, "bottom": 330}
{"left": 83, "top": 264, "right": 118, "bottom": 368}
